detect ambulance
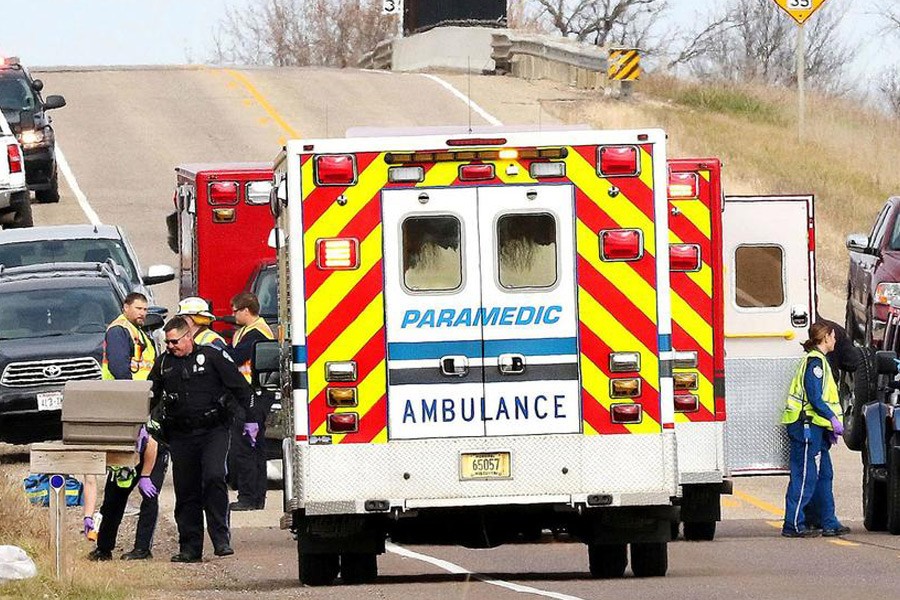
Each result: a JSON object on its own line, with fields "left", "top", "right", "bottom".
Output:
{"left": 260, "top": 127, "right": 680, "bottom": 584}
{"left": 167, "top": 163, "right": 274, "bottom": 335}
{"left": 665, "top": 159, "right": 815, "bottom": 540}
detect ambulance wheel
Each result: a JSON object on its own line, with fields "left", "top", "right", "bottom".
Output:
{"left": 887, "top": 434, "right": 900, "bottom": 535}
{"left": 863, "top": 440, "right": 888, "bottom": 532}
{"left": 630, "top": 542, "right": 668, "bottom": 577}
{"left": 683, "top": 521, "right": 716, "bottom": 541}
{"left": 587, "top": 543, "right": 627, "bottom": 579}
{"left": 340, "top": 553, "right": 378, "bottom": 585}
{"left": 298, "top": 552, "right": 339, "bottom": 586}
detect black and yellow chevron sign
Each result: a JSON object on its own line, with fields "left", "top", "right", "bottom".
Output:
{"left": 608, "top": 49, "right": 640, "bottom": 81}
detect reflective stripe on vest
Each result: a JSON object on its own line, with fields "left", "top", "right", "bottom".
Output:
{"left": 233, "top": 317, "right": 274, "bottom": 381}
{"left": 194, "top": 328, "right": 226, "bottom": 348}
{"left": 781, "top": 349, "right": 842, "bottom": 429}
{"left": 101, "top": 314, "right": 156, "bottom": 380}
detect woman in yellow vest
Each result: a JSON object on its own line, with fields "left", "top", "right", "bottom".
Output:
{"left": 781, "top": 321, "right": 851, "bottom": 538}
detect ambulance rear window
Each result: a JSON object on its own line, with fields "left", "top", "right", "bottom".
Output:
{"left": 402, "top": 215, "right": 462, "bottom": 292}
{"left": 497, "top": 213, "right": 557, "bottom": 289}
{"left": 734, "top": 245, "right": 784, "bottom": 308}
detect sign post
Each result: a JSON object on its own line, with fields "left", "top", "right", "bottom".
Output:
{"left": 382, "top": 0, "right": 403, "bottom": 37}
{"left": 772, "top": 0, "right": 829, "bottom": 142}
{"left": 48, "top": 474, "right": 66, "bottom": 580}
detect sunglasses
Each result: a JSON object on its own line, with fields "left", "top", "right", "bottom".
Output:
{"left": 164, "top": 332, "right": 188, "bottom": 346}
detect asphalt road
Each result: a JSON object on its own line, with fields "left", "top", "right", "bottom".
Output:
{"left": 27, "top": 66, "right": 900, "bottom": 598}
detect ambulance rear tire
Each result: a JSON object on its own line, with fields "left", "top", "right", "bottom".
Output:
{"left": 683, "top": 521, "right": 716, "bottom": 541}
{"left": 587, "top": 543, "right": 627, "bottom": 579}
{"left": 887, "top": 434, "right": 900, "bottom": 535}
{"left": 863, "top": 440, "right": 888, "bottom": 532}
{"left": 340, "top": 553, "right": 378, "bottom": 585}
{"left": 630, "top": 542, "right": 668, "bottom": 577}
{"left": 298, "top": 552, "right": 339, "bottom": 586}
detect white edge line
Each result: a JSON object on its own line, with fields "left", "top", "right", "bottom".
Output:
{"left": 55, "top": 144, "right": 101, "bottom": 226}
{"left": 386, "top": 542, "right": 587, "bottom": 600}
{"left": 420, "top": 74, "right": 504, "bottom": 127}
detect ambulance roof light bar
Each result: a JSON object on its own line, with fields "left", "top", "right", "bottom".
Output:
{"left": 446, "top": 137, "right": 507, "bottom": 147}
{"left": 1, "top": 56, "right": 20, "bottom": 67}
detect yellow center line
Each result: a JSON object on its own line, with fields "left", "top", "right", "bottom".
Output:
{"left": 733, "top": 489, "right": 783, "bottom": 518}
{"left": 828, "top": 539, "right": 859, "bottom": 547}
{"left": 224, "top": 68, "right": 299, "bottom": 138}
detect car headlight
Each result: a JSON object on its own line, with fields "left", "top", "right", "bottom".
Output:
{"left": 19, "top": 129, "right": 43, "bottom": 145}
{"left": 874, "top": 282, "right": 900, "bottom": 305}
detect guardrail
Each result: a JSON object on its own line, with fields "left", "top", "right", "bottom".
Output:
{"left": 491, "top": 31, "right": 607, "bottom": 90}
{"left": 358, "top": 39, "right": 394, "bottom": 71}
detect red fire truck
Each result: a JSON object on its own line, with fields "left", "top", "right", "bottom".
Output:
{"left": 167, "top": 163, "right": 275, "bottom": 335}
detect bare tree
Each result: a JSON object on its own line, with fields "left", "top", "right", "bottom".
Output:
{"left": 507, "top": 1, "right": 548, "bottom": 32}
{"left": 670, "top": 0, "right": 854, "bottom": 92}
{"left": 532, "top": 0, "right": 669, "bottom": 50}
{"left": 880, "top": 8, "right": 900, "bottom": 117}
{"left": 212, "top": 0, "right": 393, "bottom": 67}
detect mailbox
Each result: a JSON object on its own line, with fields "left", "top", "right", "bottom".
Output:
{"left": 61, "top": 380, "right": 151, "bottom": 445}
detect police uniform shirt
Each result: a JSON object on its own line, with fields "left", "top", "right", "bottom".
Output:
{"left": 148, "top": 345, "right": 259, "bottom": 424}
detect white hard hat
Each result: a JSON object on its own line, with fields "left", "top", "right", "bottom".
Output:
{"left": 176, "top": 297, "right": 215, "bottom": 319}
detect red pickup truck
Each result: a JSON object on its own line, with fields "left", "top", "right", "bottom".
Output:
{"left": 846, "top": 196, "right": 900, "bottom": 347}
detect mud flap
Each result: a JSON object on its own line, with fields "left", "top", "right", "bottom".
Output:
{"left": 166, "top": 211, "right": 179, "bottom": 254}
{"left": 864, "top": 402, "right": 890, "bottom": 466}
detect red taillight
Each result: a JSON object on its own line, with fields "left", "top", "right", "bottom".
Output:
{"left": 600, "top": 229, "right": 643, "bottom": 261}
{"left": 208, "top": 181, "right": 238, "bottom": 205}
{"left": 315, "top": 154, "right": 357, "bottom": 185}
{"left": 598, "top": 145, "right": 639, "bottom": 177}
{"left": 316, "top": 238, "right": 359, "bottom": 270}
{"left": 670, "top": 243, "right": 701, "bottom": 272}
{"left": 674, "top": 392, "right": 699, "bottom": 413}
{"left": 611, "top": 403, "right": 642, "bottom": 424}
{"left": 668, "top": 172, "right": 699, "bottom": 199}
{"left": 327, "top": 412, "right": 358, "bottom": 433}
{"left": 7, "top": 144, "right": 22, "bottom": 174}
{"left": 459, "top": 163, "right": 495, "bottom": 181}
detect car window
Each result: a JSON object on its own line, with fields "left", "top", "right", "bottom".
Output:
{"left": 870, "top": 205, "right": 891, "bottom": 249}
{"left": 253, "top": 267, "right": 278, "bottom": 317}
{"left": 0, "top": 239, "right": 138, "bottom": 285}
{"left": 0, "top": 73, "right": 36, "bottom": 112}
{"left": 0, "top": 285, "right": 120, "bottom": 340}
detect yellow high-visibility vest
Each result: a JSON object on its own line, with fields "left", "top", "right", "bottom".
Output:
{"left": 233, "top": 317, "right": 274, "bottom": 381}
{"left": 781, "top": 349, "right": 842, "bottom": 429}
{"left": 101, "top": 314, "right": 155, "bottom": 380}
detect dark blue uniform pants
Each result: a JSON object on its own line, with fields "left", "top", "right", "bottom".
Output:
{"left": 229, "top": 418, "right": 267, "bottom": 507}
{"left": 97, "top": 448, "right": 169, "bottom": 553}
{"left": 169, "top": 426, "right": 231, "bottom": 556}
{"left": 783, "top": 421, "right": 839, "bottom": 533}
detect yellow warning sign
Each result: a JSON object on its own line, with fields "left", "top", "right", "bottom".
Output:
{"left": 608, "top": 49, "right": 640, "bottom": 81}
{"left": 772, "top": 0, "right": 828, "bottom": 25}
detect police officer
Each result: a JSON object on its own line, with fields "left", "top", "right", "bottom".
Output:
{"left": 176, "top": 296, "right": 229, "bottom": 354}
{"left": 149, "top": 316, "right": 261, "bottom": 562}
{"left": 228, "top": 292, "right": 274, "bottom": 511}
{"left": 781, "top": 321, "right": 851, "bottom": 538}
{"left": 89, "top": 292, "right": 169, "bottom": 561}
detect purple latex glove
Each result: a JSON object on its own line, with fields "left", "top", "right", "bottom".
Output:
{"left": 243, "top": 422, "right": 260, "bottom": 448}
{"left": 83, "top": 516, "right": 93, "bottom": 537}
{"left": 137, "top": 476, "right": 158, "bottom": 499}
{"left": 830, "top": 415, "right": 844, "bottom": 436}
{"left": 135, "top": 425, "right": 149, "bottom": 453}
{"left": 828, "top": 430, "right": 840, "bottom": 446}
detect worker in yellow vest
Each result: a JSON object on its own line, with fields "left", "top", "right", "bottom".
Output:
{"left": 90, "top": 292, "right": 167, "bottom": 561}
{"left": 780, "top": 321, "right": 850, "bottom": 538}
{"left": 176, "top": 296, "right": 229, "bottom": 355}
{"left": 227, "top": 292, "right": 274, "bottom": 511}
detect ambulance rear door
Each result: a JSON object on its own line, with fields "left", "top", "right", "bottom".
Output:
{"left": 478, "top": 184, "right": 581, "bottom": 436}
{"left": 382, "top": 187, "right": 486, "bottom": 439}
{"left": 722, "top": 195, "right": 815, "bottom": 475}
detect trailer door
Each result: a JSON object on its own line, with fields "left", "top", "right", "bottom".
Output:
{"left": 382, "top": 187, "right": 485, "bottom": 439}
{"left": 723, "top": 195, "right": 815, "bottom": 474}
{"left": 477, "top": 184, "right": 582, "bottom": 436}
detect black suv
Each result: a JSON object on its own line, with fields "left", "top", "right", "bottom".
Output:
{"left": 0, "top": 57, "right": 65, "bottom": 203}
{"left": 0, "top": 262, "right": 130, "bottom": 443}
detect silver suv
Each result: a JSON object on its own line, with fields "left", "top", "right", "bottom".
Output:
{"left": 0, "top": 109, "right": 30, "bottom": 229}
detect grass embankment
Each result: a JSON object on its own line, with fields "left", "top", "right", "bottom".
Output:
{"left": 0, "top": 448, "right": 220, "bottom": 600}
{"left": 563, "top": 75, "right": 900, "bottom": 308}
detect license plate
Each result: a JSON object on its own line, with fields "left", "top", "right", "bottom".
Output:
{"left": 37, "top": 391, "right": 63, "bottom": 411}
{"left": 460, "top": 452, "right": 510, "bottom": 480}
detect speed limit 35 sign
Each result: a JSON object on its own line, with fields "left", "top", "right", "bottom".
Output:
{"left": 773, "top": 0, "right": 828, "bottom": 25}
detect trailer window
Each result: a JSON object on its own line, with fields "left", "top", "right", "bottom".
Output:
{"left": 734, "top": 245, "right": 784, "bottom": 308}
{"left": 402, "top": 216, "right": 462, "bottom": 292}
{"left": 497, "top": 213, "right": 557, "bottom": 289}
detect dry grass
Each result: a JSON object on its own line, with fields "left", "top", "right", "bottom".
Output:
{"left": 555, "top": 75, "right": 900, "bottom": 297}
{"left": 0, "top": 447, "right": 230, "bottom": 599}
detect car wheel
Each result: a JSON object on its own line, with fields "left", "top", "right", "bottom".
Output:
{"left": 843, "top": 347, "right": 873, "bottom": 451}
{"left": 630, "top": 542, "right": 668, "bottom": 577}
{"left": 35, "top": 172, "right": 60, "bottom": 204}
{"left": 887, "top": 433, "right": 900, "bottom": 535}
{"left": 3, "top": 192, "right": 32, "bottom": 229}
{"left": 587, "top": 543, "right": 627, "bottom": 579}
{"left": 863, "top": 438, "right": 888, "bottom": 532}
